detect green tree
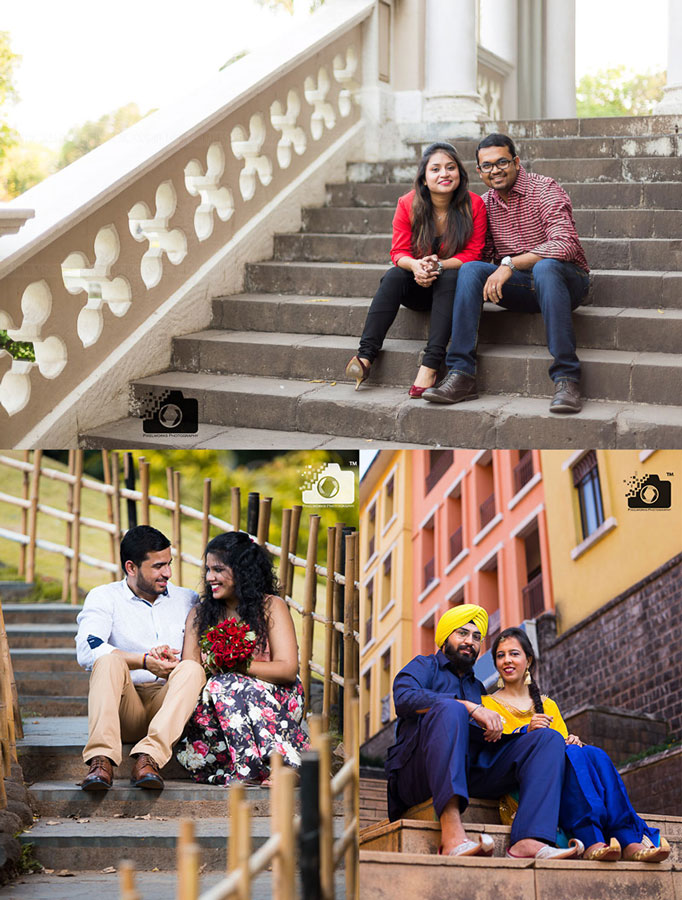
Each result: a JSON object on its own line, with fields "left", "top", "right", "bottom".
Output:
{"left": 0, "top": 140, "right": 57, "bottom": 199}
{"left": 0, "top": 30, "right": 21, "bottom": 161}
{"left": 576, "top": 67, "right": 665, "bottom": 118}
{"left": 58, "top": 102, "right": 148, "bottom": 169}
{"left": 257, "top": 0, "right": 326, "bottom": 13}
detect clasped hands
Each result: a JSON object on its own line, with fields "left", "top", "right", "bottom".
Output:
{"left": 410, "top": 254, "right": 441, "bottom": 287}
{"left": 528, "top": 713, "right": 583, "bottom": 746}
{"left": 145, "top": 644, "right": 180, "bottom": 678}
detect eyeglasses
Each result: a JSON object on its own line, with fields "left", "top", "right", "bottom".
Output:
{"left": 453, "top": 627, "right": 482, "bottom": 643}
{"left": 478, "top": 158, "right": 514, "bottom": 173}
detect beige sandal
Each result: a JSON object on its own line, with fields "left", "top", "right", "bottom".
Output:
{"left": 583, "top": 837, "right": 621, "bottom": 861}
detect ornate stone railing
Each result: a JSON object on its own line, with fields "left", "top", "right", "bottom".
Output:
{"left": 0, "top": 0, "right": 374, "bottom": 448}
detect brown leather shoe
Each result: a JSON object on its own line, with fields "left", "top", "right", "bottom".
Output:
{"left": 550, "top": 379, "right": 582, "bottom": 414}
{"left": 82, "top": 755, "right": 114, "bottom": 791}
{"left": 130, "top": 753, "right": 164, "bottom": 790}
{"left": 422, "top": 371, "right": 478, "bottom": 404}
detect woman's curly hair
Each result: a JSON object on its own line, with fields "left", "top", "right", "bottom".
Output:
{"left": 492, "top": 626, "right": 544, "bottom": 714}
{"left": 193, "top": 531, "right": 281, "bottom": 652}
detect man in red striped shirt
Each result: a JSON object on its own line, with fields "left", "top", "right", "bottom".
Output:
{"left": 423, "top": 133, "right": 590, "bottom": 413}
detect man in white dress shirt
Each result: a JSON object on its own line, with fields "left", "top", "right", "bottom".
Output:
{"left": 76, "top": 525, "right": 205, "bottom": 791}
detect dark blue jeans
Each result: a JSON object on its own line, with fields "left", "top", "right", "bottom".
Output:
{"left": 445, "top": 259, "right": 590, "bottom": 383}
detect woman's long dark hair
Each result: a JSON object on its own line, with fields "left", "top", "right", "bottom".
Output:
{"left": 193, "top": 531, "right": 280, "bottom": 652}
{"left": 492, "top": 627, "right": 544, "bottom": 714}
{"left": 411, "top": 141, "right": 473, "bottom": 259}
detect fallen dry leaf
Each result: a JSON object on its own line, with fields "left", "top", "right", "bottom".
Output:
{"left": 56, "top": 870, "right": 75, "bottom": 877}
{"left": 101, "top": 867, "right": 117, "bottom": 874}
{"left": 155, "top": 816, "right": 168, "bottom": 821}
{"left": 46, "top": 821, "right": 60, "bottom": 826}
{"left": 152, "top": 867, "right": 160, "bottom": 872}
{"left": 113, "top": 813, "right": 125, "bottom": 818}
{"left": 306, "top": 298, "right": 330, "bottom": 303}
{"left": 76, "top": 818, "right": 90, "bottom": 824}
{"left": 134, "top": 813, "right": 152, "bottom": 820}
{"left": 42, "top": 869, "right": 54, "bottom": 875}
{"left": 199, "top": 864, "right": 207, "bottom": 875}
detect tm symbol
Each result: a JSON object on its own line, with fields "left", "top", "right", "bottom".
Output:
{"left": 667, "top": 472, "right": 674, "bottom": 477}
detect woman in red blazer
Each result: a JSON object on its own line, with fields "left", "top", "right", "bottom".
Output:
{"left": 345, "top": 142, "right": 487, "bottom": 397}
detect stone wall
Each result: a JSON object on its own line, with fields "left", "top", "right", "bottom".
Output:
{"left": 536, "top": 551, "right": 682, "bottom": 744}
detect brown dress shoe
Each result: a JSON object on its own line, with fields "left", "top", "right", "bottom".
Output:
{"left": 82, "top": 755, "right": 114, "bottom": 791}
{"left": 422, "top": 371, "right": 478, "bottom": 404}
{"left": 550, "top": 379, "right": 582, "bottom": 414}
{"left": 130, "top": 753, "right": 164, "bottom": 790}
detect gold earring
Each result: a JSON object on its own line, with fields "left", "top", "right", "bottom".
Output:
{"left": 524, "top": 668, "right": 531, "bottom": 686}
{"left": 496, "top": 674, "right": 504, "bottom": 689}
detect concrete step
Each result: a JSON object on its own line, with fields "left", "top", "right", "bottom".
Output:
{"left": 11, "top": 648, "right": 80, "bottom": 673}
{"left": 27, "top": 779, "right": 344, "bottom": 819}
{"left": 19, "top": 696, "right": 88, "bottom": 716}
{"left": 17, "top": 718, "right": 193, "bottom": 782}
{"left": 2, "top": 602, "right": 82, "bottom": 625}
{"left": 412, "top": 134, "right": 682, "bottom": 160}
{"left": 487, "top": 114, "right": 682, "bottom": 138}
{"left": 7, "top": 623, "right": 78, "bottom": 649}
{"left": 17, "top": 670, "right": 89, "bottom": 694}
{"left": 347, "top": 157, "right": 682, "bottom": 184}
{"left": 211, "top": 295, "right": 682, "bottom": 352}
{"left": 303, "top": 205, "right": 682, "bottom": 239}
{"left": 0, "top": 581, "right": 36, "bottom": 602}
{"left": 245, "top": 261, "right": 682, "bottom": 307}
{"left": 359, "top": 850, "right": 677, "bottom": 900}
{"left": 121, "top": 371, "right": 682, "bottom": 448}
{"left": 18, "top": 816, "right": 273, "bottom": 871}
{"left": 273, "top": 232, "right": 682, "bottom": 271}
{"left": 326, "top": 180, "right": 682, "bottom": 210}
{"left": 168, "top": 331, "right": 682, "bottom": 408}
{"left": 359, "top": 813, "right": 682, "bottom": 864}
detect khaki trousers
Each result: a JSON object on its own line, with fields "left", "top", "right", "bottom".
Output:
{"left": 83, "top": 653, "right": 206, "bottom": 767}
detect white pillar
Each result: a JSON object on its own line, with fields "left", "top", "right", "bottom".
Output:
{"left": 656, "top": 0, "right": 682, "bottom": 113}
{"left": 544, "top": 0, "right": 576, "bottom": 118}
{"left": 423, "top": 0, "right": 488, "bottom": 125}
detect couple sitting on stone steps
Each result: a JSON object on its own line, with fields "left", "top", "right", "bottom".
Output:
{"left": 345, "top": 133, "right": 590, "bottom": 414}
{"left": 385, "top": 605, "right": 670, "bottom": 861}
{"left": 76, "top": 525, "right": 308, "bottom": 792}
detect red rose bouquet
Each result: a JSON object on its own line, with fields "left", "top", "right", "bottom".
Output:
{"left": 200, "top": 617, "right": 257, "bottom": 675}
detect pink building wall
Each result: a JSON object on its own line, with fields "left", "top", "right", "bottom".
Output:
{"left": 410, "top": 449, "right": 552, "bottom": 658}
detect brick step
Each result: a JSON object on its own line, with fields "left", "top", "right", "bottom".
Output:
{"left": 27, "top": 779, "right": 344, "bottom": 819}
{"left": 326, "top": 181, "right": 682, "bottom": 210}
{"left": 119, "top": 371, "right": 682, "bottom": 448}
{"left": 7, "top": 622, "right": 78, "bottom": 648}
{"left": 359, "top": 850, "right": 677, "bottom": 900}
{"left": 20, "top": 695, "right": 88, "bottom": 716}
{"left": 245, "top": 261, "right": 682, "bottom": 308}
{"left": 11, "top": 648, "right": 81, "bottom": 673}
{"left": 347, "top": 157, "right": 682, "bottom": 184}
{"left": 211, "top": 296, "right": 682, "bottom": 351}
{"left": 360, "top": 813, "right": 682, "bottom": 864}
{"left": 302, "top": 205, "right": 682, "bottom": 239}
{"left": 272, "top": 232, "right": 682, "bottom": 271}
{"left": 18, "top": 670, "right": 89, "bottom": 695}
{"left": 169, "top": 330, "right": 682, "bottom": 408}
{"left": 2, "top": 602, "right": 83, "bottom": 624}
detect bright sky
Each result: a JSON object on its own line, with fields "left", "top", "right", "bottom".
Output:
{"left": 2, "top": 0, "right": 670, "bottom": 148}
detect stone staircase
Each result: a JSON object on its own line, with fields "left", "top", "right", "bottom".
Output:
{"left": 4, "top": 601, "right": 343, "bottom": 899}
{"left": 359, "top": 798, "right": 682, "bottom": 899}
{"left": 81, "top": 114, "right": 682, "bottom": 449}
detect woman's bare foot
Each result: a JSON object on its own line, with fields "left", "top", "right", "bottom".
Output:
{"left": 413, "top": 365, "right": 438, "bottom": 389}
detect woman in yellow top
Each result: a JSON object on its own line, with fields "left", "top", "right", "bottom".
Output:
{"left": 481, "top": 627, "right": 670, "bottom": 863}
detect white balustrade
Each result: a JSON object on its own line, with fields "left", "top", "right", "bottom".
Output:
{"left": 230, "top": 114, "right": 274, "bottom": 201}
{"left": 184, "top": 143, "right": 235, "bottom": 241}
{"left": 270, "top": 91, "right": 307, "bottom": 169}
{"left": 129, "top": 182, "right": 188, "bottom": 289}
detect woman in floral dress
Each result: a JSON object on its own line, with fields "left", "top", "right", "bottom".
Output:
{"left": 176, "top": 531, "right": 309, "bottom": 784}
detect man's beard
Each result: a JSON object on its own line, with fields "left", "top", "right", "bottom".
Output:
{"left": 442, "top": 642, "right": 479, "bottom": 674}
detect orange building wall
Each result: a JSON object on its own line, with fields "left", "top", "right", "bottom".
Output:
{"left": 410, "top": 449, "right": 552, "bottom": 657}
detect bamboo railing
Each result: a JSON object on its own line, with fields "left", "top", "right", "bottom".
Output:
{"left": 118, "top": 703, "right": 359, "bottom": 900}
{"left": 0, "top": 596, "right": 22, "bottom": 812}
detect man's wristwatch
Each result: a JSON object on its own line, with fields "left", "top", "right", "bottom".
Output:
{"left": 501, "top": 255, "right": 516, "bottom": 271}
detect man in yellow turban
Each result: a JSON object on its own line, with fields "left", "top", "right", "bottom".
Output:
{"left": 384, "top": 605, "right": 577, "bottom": 860}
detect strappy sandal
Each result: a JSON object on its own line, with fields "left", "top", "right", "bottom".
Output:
{"left": 583, "top": 837, "right": 621, "bottom": 861}
{"left": 507, "top": 838, "right": 584, "bottom": 859}
{"left": 438, "top": 833, "right": 494, "bottom": 857}
{"left": 625, "top": 835, "right": 671, "bottom": 862}
{"left": 345, "top": 356, "right": 370, "bottom": 390}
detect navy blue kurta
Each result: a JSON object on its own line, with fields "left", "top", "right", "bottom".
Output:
{"left": 385, "top": 651, "right": 566, "bottom": 845}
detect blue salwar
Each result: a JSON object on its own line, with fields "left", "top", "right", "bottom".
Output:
{"left": 560, "top": 744, "right": 660, "bottom": 849}
{"left": 385, "top": 652, "right": 566, "bottom": 846}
